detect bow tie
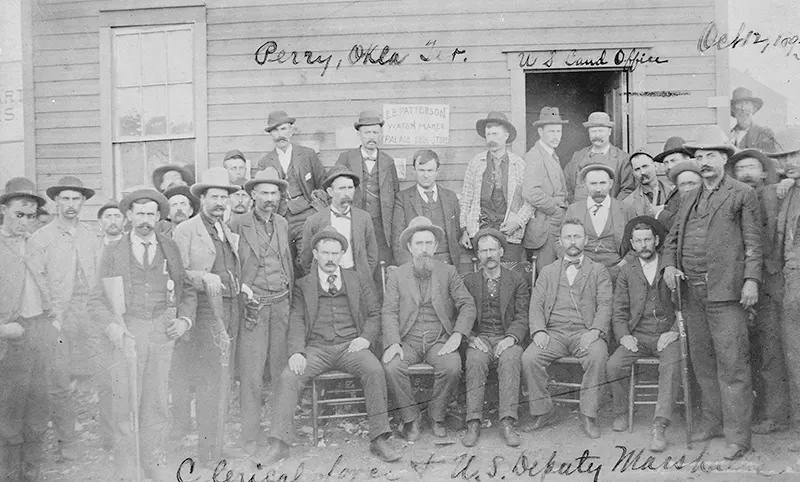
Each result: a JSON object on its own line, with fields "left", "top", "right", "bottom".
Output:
{"left": 364, "top": 156, "right": 376, "bottom": 162}
{"left": 332, "top": 209, "right": 351, "bottom": 219}
{"left": 565, "top": 258, "right": 582, "bottom": 269}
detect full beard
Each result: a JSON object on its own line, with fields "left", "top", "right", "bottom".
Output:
{"left": 411, "top": 254, "right": 433, "bottom": 278}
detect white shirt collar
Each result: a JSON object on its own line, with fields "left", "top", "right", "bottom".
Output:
{"left": 361, "top": 146, "right": 378, "bottom": 160}
{"left": 416, "top": 183, "right": 439, "bottom": 202}
{"left": 639, "top": 254, "right": 659, "bottom": 268}
{"left": 277, "top": 143, "right": 293, "bottom": 162}
{"left": 318, "top": 266, "right": 343, "bottom": 288}
{"left": 586, "top": 195, "right": 611, "bottom": 209}
{"left": 537, "top": 140, "right": 555, "bottom": 156}
{"left": 130, "top": 230, "right": 157, "bottom": 246}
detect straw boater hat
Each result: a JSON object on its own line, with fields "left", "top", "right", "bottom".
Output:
{"left": 119, "top": 188, "right": 170, "bottom": 219}
{"left": 46, "top": 175, "right": 95, "bottom": 200}
{"left": 667, "top": 161, "right": 702, "bottom": 185}
{"left": 245, "top": 167, "right": 288, "bottom": 194}
{"left": 683, "top": 125, "right": 736, "bottom": 157}
{"left": 582, "top": 112, "right": 614, "bottom": 129}
{"left": 310, "top": 225, "right": 349, "bottom": 252}
{"left": 163, "top": 185, "right": 200, "bottom": 217}
{"left": 473, "top": 227, "right": 508, "bottom": 252}
{"left": 399, "top": 216, "right": 445, "bottom": 250}
{"left": 476, "top": 111, "right": 517, "bottom": 144}
{"left": 0, "top": 177, "right": 46, "bottom": 207}
{"left": 578, "top": 163, "right": 616, "bottom": 183}
{"left": 152, "top": 164, "right": 195, "bottom": 192}
{"left": 768, "top": 127, "right": 800, "bottom": 158}
{"left": 653, "top": 136, "right": 690, "bottom": 163}
{"left": 96, "top": 199, "right": 120, "bottom": 219}
{"left": 190, "top": 167, "right": 241, "bottom": 198}
{"left": 322, "top": 166, "right": 361, "bottom": 191}
{"left": 623, "top": 216, "right": 667, "bottom": 252}
{"left": 264, "top": 110, "right": 295, "bottom": 133}
{"left": 531, "top": 107, "right": 569, "bottom": 127}
{"left": 730, "top": 87, "right": 763, "bottom": 116}
{"left": 354, "top": 110, "right": 384, "bottom": 130}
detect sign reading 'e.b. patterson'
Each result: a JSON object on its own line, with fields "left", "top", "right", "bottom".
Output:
{"left": 382, "top": 104, "right": 450, "bottom": 146}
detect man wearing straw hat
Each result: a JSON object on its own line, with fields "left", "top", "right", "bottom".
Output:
{"left": 729, "top": 87, "right": 777, "bottom": 152}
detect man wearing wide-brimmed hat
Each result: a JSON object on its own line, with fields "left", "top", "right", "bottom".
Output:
{"left": 729, "top": 87, "right": 777, "bottom": 152}
{"left": 383, "top": 216, "right": 476, "bottom": 440}
{"left": 662, "top": 125, "right": 761, "bottom": 460}
{"left": 89, "top": 188, "right": 196, "bottom": 481}
{"left": 337, "top": 110, "right": 400, "bottom": 277}
{"left": 564, "top": 111, "right": 635, "bottom": 203}
{"left": 155, "top": 185, "right": 199, "bottom": 239}
{"left": 0, "top": 177, "right": 51, "bottom": 480}
{"left": 228, "top": 167, "right": 293, "bottom": 456}
{"left": 28, "top": 175, "right": 108, "bottom": 460}
{"left": 522, "top": 107, "right": 569, "bottom": 271}
{"left": 622, "top": 150, "right": 670, "bottom": 218}
{"left": 152, "top": 163, "right": 195, "bottom": 193}
{"left": 460, "top": 111, "right": 534, "bottom": 262}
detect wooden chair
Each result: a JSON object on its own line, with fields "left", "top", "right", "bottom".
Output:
{"left": 547, "top": 356, "right": 584, "bottom": 405}
{"left": 627, "top": 357, "right": 686, "bottom": 433}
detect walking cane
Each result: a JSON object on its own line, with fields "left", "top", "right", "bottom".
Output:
{"left": 674, "top": 274, "right": 693, "bottom": 449}
{"left": 123, "top": 335, "right": 142, "bottom": 482}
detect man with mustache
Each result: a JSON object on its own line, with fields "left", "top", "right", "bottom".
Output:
{"left": 155, "top": 185, "right": 199, "bottom": 239}
{"left": 564, "top": 112, "right": 634, "bottom": 203}
{"left": 383, "top": 216, "right": 476, "bottom": 439}
{"left": 521, "top": 218, "right": 611, "bottom": 439}
{"left": 729, "top": 87, "right": 777, "bottom": 153}
{"left": 89, "top": 188, "right": 196, "bottom": 481}
{"left": 622, "top": 151, "right": 670, "bottom": 218}
{"left": 228, "top": 167, "right": 293, "bottom": 456}
{"left": 655, "top": 138, "right": 694, "bottom": 231}
{"left": 300, "top": 167, "right": 378, "bottom": 290}
{"left": 29, "top": 175, "right": 110, "bottom": 460}
{"left": 173, "top": 167, "right": 242, "bottom": 465}
{"left": 222, "top": 150, "right": 253, "bottom": 222}
{"left": 337, "top": 111, "right": 399, "bottom": 287}
{"left": 460, "top": 112, "right": 533, "bottom": 262}
{"left": 461, "top": 229, "right": 528, "bottom": 448}
{"left": 97, "top": 200, "right": 124, "bottom": 246}
{"left": 607, "top": 217, "right": 680, "bottom": 451}
{"left": 663, "top": 125, "right": 762, "bottom": 460}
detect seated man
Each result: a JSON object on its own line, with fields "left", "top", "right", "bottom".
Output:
{"left": 262, "top": 226, "right": 399, "bottom": 464}
{"left": 606, "top": 216, "right": 680, "bottom": 452}
{"left": 461, "top": 228, "right": 529, "bottom": 448}
{"left": 382, "top": 216, "right": 476, "bottom": 439}
{"left": 521, "top": 218, "right": 611, "bottom": 439}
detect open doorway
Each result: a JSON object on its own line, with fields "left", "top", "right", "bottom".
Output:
{"left": 525, "top": 70, "right": 629, "bottom": 166}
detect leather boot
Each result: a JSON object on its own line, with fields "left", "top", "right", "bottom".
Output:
{"left": 499, "top": 417, "right": 521, "bottom": 447}
{"left": 649, "top": 417, "right": 669, "bottom": 452}
{"left": 461, "top": 420, "right": 480, "bottom": 447}
{"left": 369, "top": 434, "right": 401, "bottom": 462}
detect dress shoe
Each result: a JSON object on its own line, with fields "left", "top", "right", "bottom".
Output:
{"left": 369, "top": 435, "right": 401, "bottom": 463}
{"left": 751, "top": 419, "right": 783, "bottom": 435}
{"left": 461, "top": 420, "right": 481, "bottom": 447}
{"left": 432, "top": 420, "right": 447, "bottom": 438}
{"left": 690, "top": 426, "right": 723, "bottom": 443}
{"left": 530, "top": 408, "right": 557, "bottom": 431}
{"left": 612, "top": 414, "right": 628, "bottom": 432}
{"left": 262, "top": 440, "right": 290, "bottom": 466}
{"left": 580, "top": 414, "right": 600, "bottom": 439}
{"left": 722, "top": 443, "right": 749, "bottom": 460}
{"left": 649, "top": 418, "right": 669, "bottom": 452}
{"left": 499, "top": 418, "right": 521, "bottom": 447}
{"left": 401, "top": 416, "right": 421, "bottom": 441}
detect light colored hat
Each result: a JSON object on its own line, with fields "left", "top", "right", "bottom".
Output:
{"left": 354, "top": 110, "right": 384, "bottom": 130}
{"left": 399, "top": 216, "right": 445, "bottom": 251}
{"left": 0, "top": 177, "right": 46, "bottom": 207}
{"left": 46, "top": 175, "right": 95, "bottom": 200}
{"left": 190, "top": 167, "right": 241, "bottom": 197}
{"left": 668, "top": 161, "right": 702, "bottom": 185}
{"left": 582, "top": 112, "right": 614, "bottom": 129}
{"left": 768, "top": 127, "right": 800, "bottom": 157}
{"left": 683, "top": 125, "right": 736, "bottom": 157}
{"left": 244, "top": 167, "right": 288, "bottom": 193}
{"left": 532, "top": 107, "right": 569, "bottom": 127}
{"left": 730, "top": 87, "right": 763, "bottom": 116}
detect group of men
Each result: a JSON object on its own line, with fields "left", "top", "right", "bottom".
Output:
{"left": 2, "top": 85, "right": 800, "bottom": 480}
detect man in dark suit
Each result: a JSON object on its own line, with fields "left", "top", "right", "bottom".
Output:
{"left": 228, "top": 167, "right": 294, "bottom": 455}
{"left": 392, "top": 149, "right": 462, "bottom": 270}
{"left": 262, "top": 226, "right": 400, "bottom": 464}
{"left": 663, "top": 125, "right": 762, "bottom": 460}
{"left": 155, "top": 185, "right": 198, "bottom": 239}
{"left": 607, "top": 217, "right": 680, "bottom": 452}
{"left": 336, "top": 110, "right": 399, "bottom": 276}
{"left": 461, "top": 229, "right": 528, "bottom": 448}
{"left": 729, "top": 87, "right": 777, "bottom": 153}
{"left": 382, "top": 216, "right": 476, "bottom": 439}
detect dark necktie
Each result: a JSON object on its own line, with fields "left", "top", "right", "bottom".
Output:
{"left": 424, "top": 189, "right": 435, "bottom": 204}
{"left": 565, "top": 258, "right": 581, "bottom": 269}
{"left": 592, "top": 203, "right": 603, "bottom": 215}
{"left": 327, "top": 274, "right": 338, "bottom": 295}
{"left": 142, "top": 242, "right": 152, "bottom": 270}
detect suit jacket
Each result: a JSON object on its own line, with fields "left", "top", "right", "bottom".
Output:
{"left": 382, "top": 260, "right": 476, "bottom": 347}
{"left": 0, "top": 235, "right": 47, "bottom": 326}
{"left": 757, "top": 184, "right": 782, "bottom": 276}
{"left": 336, "top": 148, "right": 399, "bottom": 243}
{"left": 734, "top": 123, "right": 777, "bottom": 153}
{"left": 657, "top": 186, "right": 683, "bottom": 232}
{"left": 255, "top": 144, "right": 327, "bottom": 216}
{"left": 228, "top": 211, "right": 294, "bottom": 292}
{"left": 173, "top": 214, "right": 242, "bottom": 294}
{"left": 529, "top": 257, "right": 612, "bottom": 335}
{"left": 522, "top": 141, "right": 568, "bottom": 249}
{"left": 392, "top": 184, "right": 462, "bottom": 268}
{"left": 663, "top": 175, "right": 762, "bottom": 302}
{"left": 612, "top": 253, "right": 676, "bottom": 342}
{"left": 564, "top": 197, "right": 636, "bottom": 258}
{"left": 287, "top": 268, "right": 381, "bottom": 356}
{"left": 299, "top": 206, "right": 378, "bottom": 279}
{"left": 463, "top": 266, "right": 529, "bottom": 343}
{"left": 565, "top": 145, "right": 634, "bottom": 203}
{"left": 621, "top": 181, "right": 672, "bottom": 218}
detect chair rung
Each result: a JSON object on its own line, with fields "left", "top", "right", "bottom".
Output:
{"left": 317, "top": 411, "right": 368, "bottom": 421}
{"left": 317, "top": 396, "right": 366, "bottom": 405}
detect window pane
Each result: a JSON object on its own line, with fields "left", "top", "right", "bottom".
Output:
{"left": 141, "top": 32, "right": 167, "bottom": 85}
{"left": 114, "top": 87, "right": 141, "bottom": 138}
{"left": 167, "top": 29, "right": 192, "bottom": 83}
{"left": 171, "top": 138, "right": 195, "bottom": 167}
{"left": 116, "top": 142, "right": 145, "bottom": 190}
{"left": 114, "top": 33, "right": 141, "bottom": 87}
{"left": 146, "top": 141, "right": 170, "bottom": 174}
{"left": 142, "top": 85, "right": 167, "bottom": 136}
{"left": 168, "top": 83, "right": 193, "bottom": 135}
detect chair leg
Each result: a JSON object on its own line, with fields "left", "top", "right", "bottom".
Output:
{"left": 628, "top": 364, "right": 635, "bottom": 433}
{"left": 311, "top": 379, "right": 319, "bottom": 447}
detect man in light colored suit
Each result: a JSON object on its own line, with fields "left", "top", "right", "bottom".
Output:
{"left": 382, "top": 217, "right": 476, "bottom": 439}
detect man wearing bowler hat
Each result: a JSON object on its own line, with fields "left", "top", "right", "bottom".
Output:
{"left": 156, "top": 185, "right": 199, "bottom": 239}
{"left": 565, "top": 112, "right": 634, "bottom": 203}
{"left": 152, "top": 164, "right": 195, "bottom": 193}
{"left": 97, "top": 200, "right": 124, "bottom": 246}
{"left": 729, "top": 87, "right": 777, "bottom": 152}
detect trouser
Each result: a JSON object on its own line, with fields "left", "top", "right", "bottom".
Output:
{"left": 684, "top": 281, "right": 752, "bottom": 448}
{"left": 521, "top": 329, "right": 608, "bottom": 418}
{"left": 606, "top": 331, "right": 681, "bottom": 422}
{"left": 169, "top": 337, "right": 195, "bottom": 432}
{"left": 465, "top": 334, "right": 523, "bottom": 421}
{"left": 270, "top": 342, "right": 390, "bottom": 442}
{"left": 781, "top": 268, "right": 800, "bottom": 424}
{"left": 237, "top": 298, "right": 290, "bottom": 444}
{"left": 0, "top": 315, "right": 49, "bottom": 482}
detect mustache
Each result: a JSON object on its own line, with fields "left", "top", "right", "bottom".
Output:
{"left": 136, "top": 222, "right": 153, "bottom": 229}
{"left": 324, "top": 261, "right": 337, "bottom": 267}
{"left": 486, "top": 140, "right": 500, "bottom": 148}
{"left": 275, "top": 136, "right": 289, "bottom": 142}
{"left": 590, "top": 137, "right": 605, "bottom": 143}
{"left": 340, "top": 197, "right": 353, "bottom": 204}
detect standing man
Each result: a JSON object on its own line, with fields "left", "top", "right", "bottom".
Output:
{"left": 228, "top": 167, "right": 293, "bottom": 455}
{"left": 460, "top": 112, "right": 533, "bottom": 261}
{"left": 392, "top": 149, "right": 462, "bottom": 270}
{"left": 730, "top": 87, "right": 777, "bottom": 152}
{"left": 156, "top": 185, "right": 199, "bottom": 238}
{"left": 383, "top": 217, "right": 476, "bottom": 439}
{"left": 461, "top": 229, "right": 528, "bottom": 448}
{"left": 89, "top": 188, "right": 196, "bottom": 481}
{"left": 622, "top": 151, "right": 669, "bottom": 218}
{"left": 654, "top": 137, "right": 693, "bottom": 230}
{"left": 0, "top": 178, "right": 50, "bottom": 481}
{"left": 262, "top": 226, "right": 400, "bottom": 464}
{"left": 152, "top": 164, "right": 195, "bottom": 193}
{"left": 607, "top": 217, "right": 681, "bottom": 451}
{"left": 521, "top": 218, "right": 611, "bottom": 439}
{"left": 337, "top": 110, "right": 399, "bottom": 280}
{"left": 173, "top": 167, "right": 242, "bottom": 464}
{"left": 663, "top": 125, "right": 761, "bottom": 460}
{"left": 98, "top": 200, "right": 124, "bottom": 246}
{"left": 223, "top": 150, "right": 252, "bottom": 222}
{"left": 565, "top": 112, "right": 634, "bottom": 203}
{"left": 522, "top": 107, "right": 569, "bottom": 270}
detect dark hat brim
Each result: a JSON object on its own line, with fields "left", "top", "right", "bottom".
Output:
{"left": 264, "top": 117, "right": 296, "bottom": 133}
{"left": 354, "top": 120, "right": 385, "bottom": 130}
{"left": 623, "top": 215, "right": 667, "bottom": 252}
{"left": 472, "top": 227, "right": 508, "bottom": 252}
{"left": 653, "top": 147, "right": 690, "bottom": 163}
{"left": 119, "top": 189, "right": 170, "bottom": 219}
{"left": 163, "top": 185, "right": 201, "bottom": 217}
{"left": 726, "top": 149, "right": 777, "bottom": 178}
{"left": 45, "top": 185, "right": 95, "bottom": 201}
{"left": 152, "top": 164, "right": 195, "bottom": 191}
{"left": 582, "top": 121, "right": 615, "bottom": 129}
{"left": 310, "top": 227, "right": 349, "bottom": 253}
{"left": 399, "top": 223, "right": 445, "bottom": 251}
{"left": 322, "top": 170, "right": 361, "bottom": 190}
{"left": 578, "top": 164, "right": 616, "bottom": 182}
{"left": 0, "top": 192, "right": 47, "bottom": 208}
{"left": 532, "top": 119, "right": 569, "bottom": 127}
{"left": 476, "top": 118, "right": 517, "bottom": 144}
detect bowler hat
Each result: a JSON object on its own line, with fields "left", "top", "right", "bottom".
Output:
{"left": 683, "top": 125, "right": 736, "bottom": 157}
{"left": 473, "top": 227, "right": 508, "bottom": 253}
{"left": 0, "top": 177, "right": 46, "bottom": 207}
{"left": 190, "top": 167, "right": 242, "bottom": 198}
{"left": 582, "top": 112, "right": 614, "bottom": 129}
{"left": 152, "top": 164, "right": 195, "bottom": 192}
{"left": 623, "top": 215, "right": 667, "bottom": 252}
{"left": 730, "top": 87, "right": 763, "bottom": 116}
{"left": 46, "top": 176, "right": 95, "bottom": 200}
{"left": 119, "top": 188, "right": 170, "bottom": 219}
{"left": 163, "top": 185, "right": 200, "bottom": 217}
{"left": 245, "top": 167, "right": 288, "bottom": 194}
{"left": 223, "top": 149, "right": 246, "bottom": 163}
{"left": 667, "top": 161, "right": 702, "bottom": 185}
{"left": 310, "top": 225, "right": 349, "bottom": 252}
{"left": 399, "top": 216, "right": 445, "bottom": 251}
{"left": 531, "top": 107, "right": 569, "bottom": 127}
{"left": 264, "top": 110, "right": 296, "bottom": 133}
{"left": 653, "top": 136, "right": 690, "bottom": 163}
{"left": 578, "top": 163, "right": 616, "bottom": 183}
{"left": 354, "top": 110, "right": 384, "bottom": 130}
{"left": 768, "top": 127, "right": 800, "bottom": 157}
{"left": 322, "top": 166, "right": 361, "bottom": 190}
{"left": 96, "top": 199, "right": 121, "bottom": 219}
{"left": 476, "top": 112, "right": 517, "bottom": 144}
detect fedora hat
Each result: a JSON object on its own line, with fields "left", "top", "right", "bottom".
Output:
{"left": 152, "top": 164, "right": 195, "bottom": 192}
{"left": 245, "top": 166, "right": 288, "bottom": 194}
{"left": 0, "top": 177, "right": 46, "bottom": 207}
{"left": 582, "top": 112, "right": 614, "bottom": 129}
{"left": 653, "top": 136, "right": 690, "bottom": 163}
{"left": 578, "top": 163, "right": 616, "bottom": 183}
{"left": 623, "top": 215, "right": 667, "bottom": 252}
{"left": 399, "top": 216, "right": 445, "bottom": 251}
{"left": 190, "top": 167, "right": 241, "bottom": 198}
{"left": 667, "top": 160, "right": 702, "bottom": 185}
{"left": 310, "top": 225, "right": 349, "bottom": 253}
{"left": 354, "top": 110, "right": 384, "bottom": 130}
{"left": 476, "top": 111, "right": 517, "bottom": 144}
{"left": 768, "top": 127, "right": 800, "bottom": 157}
{"left": 96, "top": 199, "right": 121, "bottom": 219}
{"left": 163, "top": 185, "right": 200, "bottom": 217}
{"left": 532, "top": 107, "right": 569, "bottom": 127}
{"left": 730, "top": 87, "right": 763, "bottom": 116}
{"left": 264, "top": 110, "right": 296, "bottom": 133}
{"left": 683, "top": 125, "right": 736, "bottom": 157}
{"left": 726, "top": 148, "right": 776, "bottom": 177}
{"left": 46, "top": 175, "right": 95, "bottom": 200}
{"left": 473, "top": 227, "right": 508, "bottom": 253}
{"left": 119, "top": 188, "right": 170, "bottom": 219}
{"left": 322, "top": 166, "right": 361, "bottom": 190}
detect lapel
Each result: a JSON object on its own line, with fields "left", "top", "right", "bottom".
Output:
{"left": 472, "top": 273, "right": 484, "bottom": 324}
{"left": 116, "top": 235, "right": 134, "bottom": 304}
{"left": 571, "top": 259, "right": 590, "bottom": 296}
{"left": 303, "top": 273, "right": 319, "bottom": 333}
{"left": 404, "top": 264, "right": 421, "bottom": 306}
{"left": 377, "top": 149, "right": 391, "bottom": 188}
{"left": 342, "top": 270, "right": 361, "bottom": 328}
{"left": 498, "top": 268, "right": 513, "bottom": 323}
{"left": 706, "top": 177, "right": 733, "bottom": 219}
{"left": 193, "top": 215, "right": 216, "bottom": 254}
{"left": 537, "top": 142, "right": 560, "bottom": 191}
{"left": 411, "top": 187, "right": 425, "bottom": 216}
{"left": 240, "top": 212, "right": 260, "bottom": 256}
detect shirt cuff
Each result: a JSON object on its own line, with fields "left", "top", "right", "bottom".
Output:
{"left": 178, "top": 316, "right": 193, "bottom": 329}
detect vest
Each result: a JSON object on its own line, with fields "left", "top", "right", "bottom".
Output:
{"left": 633, "top": 280, "right": 670, "bottom": 337}
{"left": 480, "top": 155, "right": 507, "bottom": 228}
{"left": 583, "top": 209, "right": 621, "bottom": 267}
{"left": 419, "top": 193, "right": 450, "bottom": 255}
{"left": 361, "top": 162, "right": 382, "bottom": 221}
{"left": 253, "top": 216, "right": 289, "bottom": 295}
{"left": 478, "top": 278, "right": 504, "bottom": 336}
{"left": 205, "top": 218, "right": 237, "bottom": 298}
{"left": 127, "top": 246, "right": 170, "bottom": 319}
{"left": 548, "top": 268, "right": 584, "bottom": 332}
{"left": 411, "top": 277, "right": 442, "bottom": 334}
{"left": 310, "top": 281, "right": 358, "bottom": 344}
{"left": 682, "top": 202, "right": 710, "bottom": 276}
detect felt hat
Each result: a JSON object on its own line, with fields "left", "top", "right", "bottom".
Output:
{"left": 582, "top": 112, "right": 614, "bottom": 129}
{"left": 190, "top": 167, "right": 242, "bottom": 198}
{"left": 473, "top": 227, "right": 508, "bottom": 252}
{"left": 653, "top": 136, "right": 691, "bottom": 163}
{"left": 531, "top": 106, "right": 569, "bottom": 127}
{"left": 726, "top": 148, "right": 776, "bottom": 179}
{"left": 354, "top": 110, "right": 384, "bottom": 130}
{"left": 264, "top": 110, "right": 296, "bottom": 133}
{"left": 151, "top": 164, "right": 195, "bottom": 192}
{"left": 476, "top": 111, "right": 517, "bottom": 144}
{"left": 310, "top": 225, "right": 349, "bottom": 252}
{"left": 768, "top": 127, "right": 800, "bottom": 157}
{"left": 578, "top": 163, "right": 616, "bottom": 183}
{"left": 244, "top": 167, "right": 288, "bottom": 193}
{"left": 399, "top": 216, "right": 445, "bottom": 251}
{"left": 163, "top": 185, "right": 200, "bottom": 217}
{"left": 0, "top": 177, "right": 46, "bottom": 207}
{"left": 96, "top": 199, "right": 121, "bottom": 219}
{"left": 46, "top": 176, "right": 95, "bottom": 200}
{"left": 730, "top": 87, "right": 763, "bottom": 116}
{"left": 667, "top": 161, "right": 702, "bottom": 185}
{"left": 119, "top": 188, "right": 170, "bottom": 219}
{"left": 222, "top": 149, "right": 246, "bottom": 163}
{"left": 322, "top": 166, "right": 361, "bottom": 190}
{"left": 623, "top": 215, "right": 667, "bottom": 252}
{"left": 683, "top": 125, "right": 736, "bottom": 157}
